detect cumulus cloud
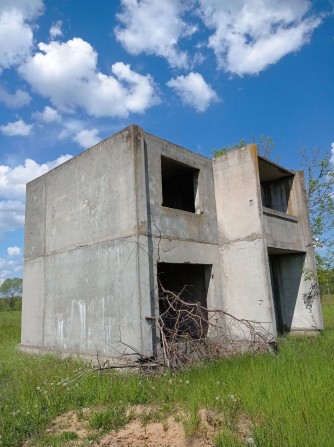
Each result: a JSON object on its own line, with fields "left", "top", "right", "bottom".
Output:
{"left": 0, "top": 87, "right": 31, "bottom": 108}
{"left": 331, "top": 142, "right": 334, "bottom": 166}
{"left": 0, "top": 249, "right": 23, "bottom": 283}
{"left": 7, "top": 246, "right": 21, "bottom": 256}
{"left": 19, "top": 38, "right": 160, "bottom": 117}
{"left": 0, "top": 200, "right": 25, "bottom": 234}
{"left": 33, "top": 106, "right": 62, "bottom": 123}
{"left": 50, "top": 20, "right": 63, "bottom": 39}
{"left": 198, "top": 0, "right": 322, "bottom": 75}
{"left": 115, "top": 0, "right": 197, "bottom": 68}
{"left": 73, "top": 129, "right": 101, "bottom": 149}
{"left": 167, "top": 72, "right": 218, "bottom": 112}
{"left": 0, "top": 155, "right": 72, "bottom": 201}
{"left": 0, "top": 0, "right": 44, "bottom": 72}
{"left": 0, "top": 0, "right": 44, "bottom": 20}
{"left": 0, "top": 154, "right": 72, "bottom": 238}
{"left": 0, "top": 119, "right": 33, "bottom": 136}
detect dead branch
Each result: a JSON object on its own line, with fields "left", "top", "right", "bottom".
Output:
{"left": 152, "top": 281, "right": 275, "bottom": 370}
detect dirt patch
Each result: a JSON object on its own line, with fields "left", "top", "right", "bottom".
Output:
{"left": 47, "top": 407, "right": 94, "bottom": 439}
{"left": 25, "top": 405, "right": 254, "bottom": 447}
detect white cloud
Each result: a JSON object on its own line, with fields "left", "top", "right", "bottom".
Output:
{"left": 115, "top": 0, "right": 196, "bottom": 68}
{"left": 0, "top": 87, "right": 31, "bottom": 108}
{"left": 50, "top": 20, "right": 63, "bottom": 39}
{"left": 197, "top": 0, "right": 322, "bottom": 75}
{"left": 0, "top": 155, "right": 72, "bottom": 201}
{"left": 331, "top": 142, "right": 334, "bottom": 166}
{"left": 167, "top": 72, "right": 218, "bottom": 112}
{"left": 19, "top": 38, "right": 160, "bottom": 117}
{"left": 73, "top": 129, "right": 101, "bottom": 149}
{"left": 0, "top": 154, "right": 72, "bottom": 238}
{"left": 0, "top": 119, "right": 33, "bottom": 136}
{"left": 0, "top": 249, "right": 23, "bottom": 283}
{"left": 0, "top": 0, "right": 44, "bottom": 21}
{"left": 0, "top": 0, "right": 44, "bottom": 72}
{"left": 0, "top": 200, "right": 25, "bottom": 234}
{"left": 33, "top": 106, "right": 62, "bottom": 123}
{"left": 7, "top": 246, "right": 21, "bottom": 256}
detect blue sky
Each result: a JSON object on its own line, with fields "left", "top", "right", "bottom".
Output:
{"left": 0, "top": 0, "right": 333, "bottom": 282}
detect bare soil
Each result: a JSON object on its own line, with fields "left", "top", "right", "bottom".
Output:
{"left": 25, "top": 405, "right": 253, "bottom": 447}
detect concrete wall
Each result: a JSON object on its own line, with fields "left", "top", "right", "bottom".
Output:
{"left": 283, "top": 171, "right": 323, "bottom": 330}
{"left": 21, "top": 127, "right": 323, "bottom": 362}
{"left": 263, "top": 208, "right": 304, "bottom": 251}
{"left": 213, "top": 145, "right": 277, "bottom": 337}
{"left": 21, "top": 125, "right": 224, "bottom": 359}
{"left": 21, "top": 126, "right": 154, "bottom": 359}
{"left": 142, "top": 131, "right": 218, "bottom": 244}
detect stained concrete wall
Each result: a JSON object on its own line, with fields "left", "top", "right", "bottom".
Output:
{"left": 213, "top": 145, "right": 276, "bottom": 337}
{"left": 213, "top": 145, "right": 323, "bottom": 337}
{"left": 279, "top": 171, "right": 323, "bottom": 330}
{"left": 21, "top": 126, "right": 154, "bottom": 359}
{"left": 21, "top": 125, "right": 224, "bottom": 359}
{"left": 21, "top": 127, "right": 323, "bottom": 361}
{"left": 263, "top": 208, "right": 304, "bottom": 251}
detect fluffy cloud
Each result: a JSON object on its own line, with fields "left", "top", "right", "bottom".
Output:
{"left": 73, "top": 129, "right": 101, "bottom": 149}
{"left": 0, "top": 87, "right": 31, "bottom": 108}
{"left": 0, "top": 0, "right": 44, "bottom": 20}
{"left": 167, "top": 72, "right": 218, "bottom": 112}
{"left": 0, "top": 248, "right": 23, "bottom": 283}
{"left": 115, "top": 0, "right": 196, "bottom": 68}
{"left": 0, "top": 0, "right": 44, "bottom": 72}
{"left": 7, "top": 246, "right": 21, "bottom": 256}
{"left": 331, "top": 142, "right": 334, "bottom": 166}
{"left": 50, "top": 20, "right": 63, "bottom": 39}
{"left": 0, "top": 155, "right": 72, "bottom": 201}
{"left": 0, "top": 200, "right": 25, "bottom": 234}
{"left": 198, "top": 0, "right": 322, "bottom": 75}
{"left": 33, "top": 106, "right": 62, "bottom": 123}
{"left": 19, "top": 38, "right": 160, "bottom": 117}
{"left": 0, "top": 119, "right": 33, "bottom": 136}
{"left": 0, "top": 154, "right": 72, "bottom": 239}
{"left": 115, "top": 0, "right": 322, "bottom": 76}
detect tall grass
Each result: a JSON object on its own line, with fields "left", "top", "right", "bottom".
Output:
{"left": 1, "top": 298, "right": 334, "bottom": 446}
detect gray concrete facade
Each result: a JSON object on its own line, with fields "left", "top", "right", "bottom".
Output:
{"left": 20, "top": 125, "right": 323, "bottom": 361}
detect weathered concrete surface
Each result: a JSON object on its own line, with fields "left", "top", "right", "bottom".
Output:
{"left": 20, "top": 128, "right": 323, "bottom": 361}
{"left": 20, "top": 126, "right": 223, "bottom": 360}
{"left": 214, "top": 145, "right": 323, "bottom": 336}
{"left": 213, "top": 145, "right": 276, "bottom": 337}
{"left": 263, "top": 208, "right": 304, "bottom": 252}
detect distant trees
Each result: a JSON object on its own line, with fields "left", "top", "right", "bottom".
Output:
{"left": 0, "top": 278, "right": 23, "bottom": 311}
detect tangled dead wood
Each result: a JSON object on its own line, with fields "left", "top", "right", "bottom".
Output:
{"left": 143, "top": 281, "right": 275, "bottom": 370}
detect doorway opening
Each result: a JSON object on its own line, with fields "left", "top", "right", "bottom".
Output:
{"left": 157, "top": 263, "right": 211, "bottom": 339}
{"left": 268, "top": 251, "right": 305, "bottom": 334}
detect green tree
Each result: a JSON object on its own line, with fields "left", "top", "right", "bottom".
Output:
{"left": 299, "top": 147, "right": 334, "bottom": 271}
{"left": 0, "top": 278, "right": 23, "bottom": 311}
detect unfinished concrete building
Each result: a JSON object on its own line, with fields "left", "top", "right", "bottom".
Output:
{"left": 20, "top": 125, "right": 323, "bottom": 360}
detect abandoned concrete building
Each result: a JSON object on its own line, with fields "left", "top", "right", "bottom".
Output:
{"left": 20, "top": 125, "right": 323, "bottom": 361}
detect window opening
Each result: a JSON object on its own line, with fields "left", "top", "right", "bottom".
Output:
{"left": 161, "top": 156, "right": 199, "bottom": 213}
{"left": 260, "top": 178, "right": 292, "bottom": 213}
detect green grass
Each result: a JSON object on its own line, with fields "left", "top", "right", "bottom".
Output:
{"left": 1, "top": 298, "right": 334, "bottom": 446}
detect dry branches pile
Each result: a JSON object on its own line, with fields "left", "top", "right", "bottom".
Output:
{"left": 151, "top": 282, "right": 275, "bottom": 370}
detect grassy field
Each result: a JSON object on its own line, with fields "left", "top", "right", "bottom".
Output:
{"left": 1, "top": 297, "right": 334, "bottom": 446}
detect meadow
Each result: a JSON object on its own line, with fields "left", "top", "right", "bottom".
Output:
{"left": 0, "top": 297, "right": 333, "bottom": 446}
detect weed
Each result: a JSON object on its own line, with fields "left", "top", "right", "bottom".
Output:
{"left": 1, "top": 297, "right": 334, "bottom": 446}
{"left": 88, "top": 406, "right": 127, "bottom": 432}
